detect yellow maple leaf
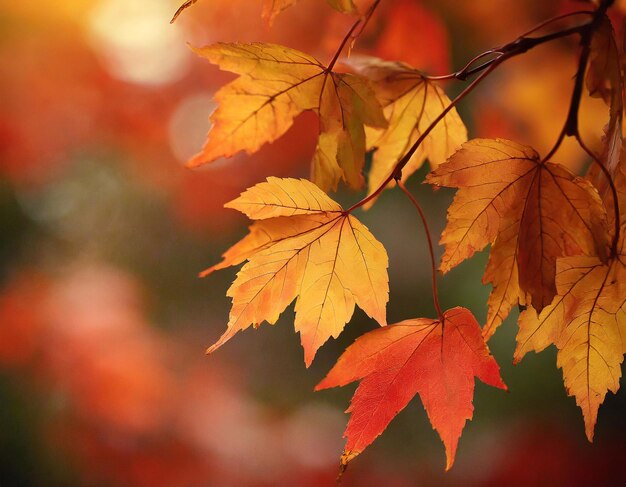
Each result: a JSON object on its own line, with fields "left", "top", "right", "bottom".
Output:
{"left": 346, "top": 56, "right": 467, "bottom": 207}
{"left": 515, "top": 249, "right": 626, "bottom": 440}
{"left": 427, "top": 139, "right": 608, "bottom": 337}
{"left": 187, "top": 43, "right": 387, "bottom": 191}
{"left": 203, "top": 177, "right": 389, "bottom": 366}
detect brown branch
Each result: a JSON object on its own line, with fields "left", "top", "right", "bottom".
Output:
{"left": 424, "top": 13, "right": 592, "bottom": 82}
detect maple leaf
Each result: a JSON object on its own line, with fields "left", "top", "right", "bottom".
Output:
{"left": 346, "top": 56, "right": 467, "bottom": 207}
{"left": 426, "top": 139, "right": 608, "bottom": 337}
{"left": 515, "top": 248, "right": 626, "bottom": 440}
{"left": 187, "top": 43, "right": 386, "bottom": 191}
{"left": 203, "top": 177, "right": 389, "bottom": 366}
{"left": 586, "top": 15, "right": 621, "bottom": 108}
{"left": 316, "top": 307, "right": 506, "bottom": 470}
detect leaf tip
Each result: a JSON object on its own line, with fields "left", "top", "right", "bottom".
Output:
{"left": 314, "top": 376, "right": 333, "bottom": 391}
{"left": 198, "top": 268, "right": 213, "bottom": 278}
{"left": 303, "top": 350, "right": 315, "bottom": 369}
{"left": 443, "top": 445, "right": 457, "bottom": 471}
{"left": 585, "top": 420, "right": 596, "bottom": 443}
{"left": 185, "top": 152, "right": 209, "bottom": 168}
{"left": 340, "top": 449, "right": 359, "bottom": 466}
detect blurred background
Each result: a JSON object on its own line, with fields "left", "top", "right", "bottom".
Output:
{"left": 1, "top": 0, "right": 625, "bottom": 485}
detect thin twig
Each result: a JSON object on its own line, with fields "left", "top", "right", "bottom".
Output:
{"left": 577, "top": 135, "right": 621, "bottom": 256}
{"left": 398, "top": 181, "right": 443, "bottom": 319}
{"left": 517, "top": 10, "right": 594, "bottom": 38}
{"left": 327, "top": 0, "right": 382, "bottom": 71}
{"left": 423, "top": 13, "right": 592, "bottom": 82}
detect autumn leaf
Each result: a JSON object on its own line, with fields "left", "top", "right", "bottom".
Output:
{"left": 346, "top": 56, "right": 467, "bottom": 207}
{"left": 187, "top": 43, "right": 386, "bottom": 191}
{"left": 515, "top": 247, "right": 626, "bottom": 440}
{"left": 586, "top": 15, "right": 621, "bottom": 107}
{"left": 203, "top": 177, "right": 389, "bottom": 366}
{"left": 316, "top": 307, "right": 506, "bottom": 470}
{"left": 427, "top": 139, "right": 608, "bottom": 337}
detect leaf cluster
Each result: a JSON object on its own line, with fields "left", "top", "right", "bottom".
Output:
{"left": 174, "top": 0, "right": 626, "bottom": 471}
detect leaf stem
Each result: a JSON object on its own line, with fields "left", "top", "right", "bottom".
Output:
{"left": 398, "top": 180, "right": 443, "bottom": 320}
{"left": 327, "top": 0, "right": 381, "bottom": 71}
{"left": 518, "top": 10, "right": 594, "bottom": 38}
{"left": 576, "top": 135, "right": 621, "bottom": 256}
{"left": 423, "top": 13, "right": 592, "bottom": 82}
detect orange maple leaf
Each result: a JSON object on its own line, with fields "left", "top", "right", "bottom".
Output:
{"left": 345, "top": 56, "right": 467, "bottom": 208}
{"left": 426, "top": 138, "right": 608, "bottom": 337}
{"left": 187, "top": 43, "right": 387, "bottom": 191}
{"left": 203, "top": 177, "right": 389, "bottom": 366}
{"left": 316, "top": 307, "right": 506, "bottom": 470}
